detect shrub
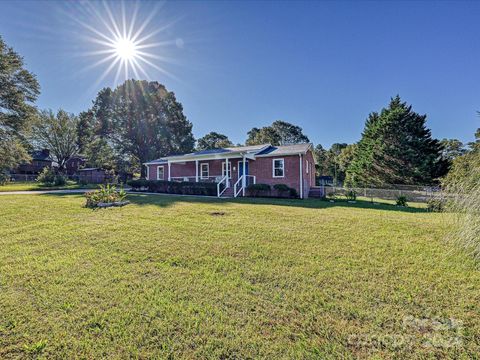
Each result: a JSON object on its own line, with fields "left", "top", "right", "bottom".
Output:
{"left": 36, "top": 167, "right": 56, "bottom": 184}
{"left": 427, "top": 197, "right": 445, "bottom": 212}
{"left": 85, "top": 184, "right": 128, "bottom": 208}
{"left": 396, "top": 195, "right": 408, "bottom": 207}
{"left": 247, "top": 183, "right": 271, "bottom": 197}
{"left": 0, "top": 172, "right": 10, "bottom": 185}
{"left": 127, "top": 178, "right": 149, "bottom": 190}
{"left": 248, "top": 183, "right": 271, "bottom": 191}
{"left": 273, "top": 184, "right": 290, "bottom": 192}
{"left": 53, "top": 174, "right": 67, "bottom": 186}
{"left": 326, "top": 191, "right": 338, "bottom": 201}
{"left": 345, "top": 189, "right": 357, "bottom": 201}
{"left": 128, "top": 179, "right": 218, "bottom": 196}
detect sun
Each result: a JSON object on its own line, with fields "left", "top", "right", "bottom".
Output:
{"left": 114, "top": 37, "right": 137, "bottom": 60}
{"left": 69, "top": 1, "right": 178, "bottom": 88}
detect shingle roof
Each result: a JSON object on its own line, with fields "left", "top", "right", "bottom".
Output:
{"left": 255, "top": 143, "right": 312, "bottom": 156}
{"left": 144, "top": 143, "right": 312, "bottom": 164}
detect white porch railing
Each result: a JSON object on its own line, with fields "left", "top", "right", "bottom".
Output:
{"left": 170, "top": 176, "right": 222, "bottom": 183}
{"left": 217, "top": 175, "right": 229, "bottom": 197}
{"left": 233, "top": 175, "right": 256, "bottom": 197}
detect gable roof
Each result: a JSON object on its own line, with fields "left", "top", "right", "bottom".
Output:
{"left": 255, "top": 143, "right": 312, "bottom": 157}
{"left": 144, "top": 143, "right": 313, "bottom": 164}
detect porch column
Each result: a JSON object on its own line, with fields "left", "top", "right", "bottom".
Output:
{"left": 168, "top": 161, "right": 171, "bottom": 181}
{"left": 225, "top": 157, "right": 229, "bottom": 187}
{"left": 242, "top": 155, "right": 246, "bottom": 196}
{"left": 195, "top": 160, "right": 199, "bottom": 182}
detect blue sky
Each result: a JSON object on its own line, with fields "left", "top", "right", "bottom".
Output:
{"left": 1, "top": 0, "right": 479, "bottom": 147}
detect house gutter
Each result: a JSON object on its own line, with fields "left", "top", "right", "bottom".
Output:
{"left": 299, "top": 154, "right": 303, "bottom": 199}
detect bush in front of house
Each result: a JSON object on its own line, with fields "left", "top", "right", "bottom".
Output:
{"left": 85, "top": 184, "right": 128, "bottom": 208}
{"left": 247, "top": 183, "right": 298, "bottom": 198}
{"left": 36, "top": 167, "right": 67, "bottom": 186}
{"left": 127, "top": 179, "right": 218, "bottom": 196}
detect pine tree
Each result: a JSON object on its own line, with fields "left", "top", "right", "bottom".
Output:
{"left": 345, "top": 96, "right": 446, "bottom": 186}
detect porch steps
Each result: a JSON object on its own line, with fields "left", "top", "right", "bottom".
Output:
{"left": 308, "top": 186, "right": 324, "bottom": 198}
{"left": 220, "top": 186, "right": 235, "bottom": 198}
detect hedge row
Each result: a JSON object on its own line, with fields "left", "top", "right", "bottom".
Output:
{"left": 246, "top": 183, "right": 298, "bottom": 198}
{"left": 127, "top": 179, "right": 220, "bottom": 196}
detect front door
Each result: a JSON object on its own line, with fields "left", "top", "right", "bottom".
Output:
{"left": 238, "top": 161, "right": 249, "bottom": 177}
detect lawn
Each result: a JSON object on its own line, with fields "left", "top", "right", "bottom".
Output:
{"left": 0, "top": 194, "right": 478, "bottom": 358}
{"left": 0, "top": 181, "right": 97, "bottom": 192}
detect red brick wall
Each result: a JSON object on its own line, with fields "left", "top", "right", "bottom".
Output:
{"left": 146, "top": 149, "right": 316, "bottom": 198}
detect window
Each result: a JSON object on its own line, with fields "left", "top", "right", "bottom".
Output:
{"left": 306, "top": 160, "right": 309, "bottom": 174}
{"left": 222, "top": 162, "right": 232, "bottom": 178}
{"left": 273, "top": 158, "right": 285, "bottom": 178}
{"left": 200, "top": 163, "right": 209, "bottom": 179}
{"left": 157, "top": 166, "right": 164, "bottom": 180}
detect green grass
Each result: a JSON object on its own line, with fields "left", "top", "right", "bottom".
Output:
{"left": 0, "top": 181, "right": 96, "bottom": 192}
{"left": 0, "top": 194, "right": 478, "bottom": 358}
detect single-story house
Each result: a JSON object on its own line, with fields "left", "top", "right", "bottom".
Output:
{"left": 144, "top": 143, "right": 316, "bottom": 198}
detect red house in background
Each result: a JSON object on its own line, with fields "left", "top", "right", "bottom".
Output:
{"left": 144, "top": 143, "right": 316, "bottom": 198}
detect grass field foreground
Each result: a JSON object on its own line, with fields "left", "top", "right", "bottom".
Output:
{"left": 0, "top": 181, "right": 97, "bottom": 192}
{"left": 0, "top": 194, "right": 478, "bottom": 358}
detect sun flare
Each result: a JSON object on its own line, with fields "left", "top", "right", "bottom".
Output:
{"left": 69, "top": 1, "right": 178, "bottom": 88}
{"left": 114, "top": 37, "right": 137, "bottom": 60}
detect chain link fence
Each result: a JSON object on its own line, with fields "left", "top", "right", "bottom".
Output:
{"left": 321, "top": 184, "right": 442, "bottom": 203}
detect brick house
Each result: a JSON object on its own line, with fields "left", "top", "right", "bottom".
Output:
{"left": 15, "top": 149, "right": 53, "bottom": 175}
{"left": 144, "top": 143, "right": 316, "bottom": 198}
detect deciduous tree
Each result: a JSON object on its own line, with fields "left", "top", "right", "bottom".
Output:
{"left": 32, "top": 109, "right": 79, "bottom": 172}
{"left": 197, "top": 132, "right": 233, "bottom": 150}
{"left": 246, "top": 120, "right": 309, "bottom": 146}
{"left": 86, "top": 80, "right": 195, "bottom": 176}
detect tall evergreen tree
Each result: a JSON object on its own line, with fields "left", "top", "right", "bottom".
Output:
{"left": 345, "top": 96, "right": 446, "bottom": 186}
{"left": 0, "top": 35, "right": 40, "bottom": 177}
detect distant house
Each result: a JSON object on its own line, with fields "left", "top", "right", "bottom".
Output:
{"left": 14, "top": 149, "right": 53, "bottom": 175}
{"left": 144, "top": 143, "right": 316, "bottom": 198}
{"left": 65, "top": 155, "right": 86, "bottom": 175}
{"left": 318, "top": 176, "right": 334, "bottom": 186}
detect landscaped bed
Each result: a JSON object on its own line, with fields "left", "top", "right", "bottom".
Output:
{"left": 0, "top": 194, "right": 478, "bottom": 358}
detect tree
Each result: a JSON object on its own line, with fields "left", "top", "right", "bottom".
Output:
{"left": 439, "top": 138, "right": 466, "bottom": 161}
{"left": 0, "top": 35, "right": 40, "bottom": 175}
{"left": 86, "top": 80, "right": 195, "bottom": 176}
{"left": 313, "top": 144, "right": 327, "bottom": 177}
{"left": 345, "top": 96, "right": 447, "bottom": 186}
{"left": 32, "top": 109, "right": 79, "bottom": 172}
{"left": 246, "top": 120, "right": 309, "bottom": 146}
{"left": 197, "top": 132, "right": 233, "bottom": 150}
{"left": 83, "top": 137, "right": 117, "bottom": 170}
{"left": 76, "top": 110, "right": 95, "bottom": 154}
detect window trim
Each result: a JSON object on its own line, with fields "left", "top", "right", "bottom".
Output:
{"left": 222, "top": 161, "right": 232, "bottom": 179}
{"left": 272, "top": 158, "right": 285, "bottom": 178}
{"left": 157, "top": 165, "right": 165, "bottom": 180}
{"left": 200, "top": 163, "right": 209, "bottom": 179}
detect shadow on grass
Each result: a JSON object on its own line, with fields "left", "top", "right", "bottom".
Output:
{"left": 40, "top": 191, "right": 429, "bottom": 213}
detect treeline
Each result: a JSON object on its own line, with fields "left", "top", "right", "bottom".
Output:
{"left": 1, "top": 35, "right": 477, "bottom": 187}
